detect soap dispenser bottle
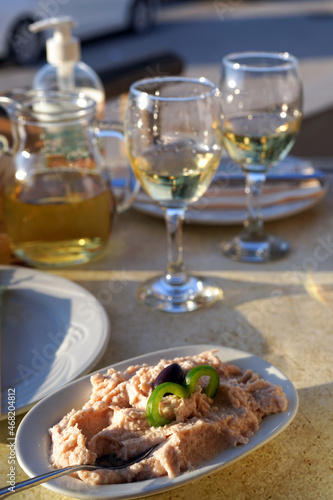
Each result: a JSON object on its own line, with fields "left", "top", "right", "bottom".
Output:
{"left": 29, "top": 16, "right": 105, "bottom": 118}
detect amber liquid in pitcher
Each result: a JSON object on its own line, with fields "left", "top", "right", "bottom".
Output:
{"left": 3, "top": 169, "right": 113, "bottom": 267}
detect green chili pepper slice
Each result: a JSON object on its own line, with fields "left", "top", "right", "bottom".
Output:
{"left": 146, "top": 382, "right": 190, "bottom": 427}
{"left": 184, "top": 365, "right": 220, "bottom": 399}
{"left": 146, "top": 365, "right": 220, "bottom": 427}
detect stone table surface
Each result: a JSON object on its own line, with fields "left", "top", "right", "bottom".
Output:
{"left": 0, "top": 159, "right": 332, "bottom": 500}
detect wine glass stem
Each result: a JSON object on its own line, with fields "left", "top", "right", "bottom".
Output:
{"left": 243, "top": 171, "right": 266, "bottom": 239}
{"left": 164, "top": 207, "right": 188, "bottom": 286}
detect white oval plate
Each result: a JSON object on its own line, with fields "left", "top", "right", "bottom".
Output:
{"left": 16, "top": 344, "right": 298, "bottom": 500}
{"left": 0, "top": 265, "right": 110, "bottom": 419}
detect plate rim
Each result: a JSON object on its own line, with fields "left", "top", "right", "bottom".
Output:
{"left": 0, "top": 265, "right": 110, "bottom": 419}
{"left": 132, "top": 156, "right": 328, "bottom": 226}
{"left": 16, "top": 344, "right": 299, "bottom": 500}
{"left": 132, "top": 186, "right": 328, "bottom": 226}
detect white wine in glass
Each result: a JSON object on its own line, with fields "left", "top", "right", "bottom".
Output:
{"left": 125, "top": 77, "right": 223, "bottom": 313}
{"left": 220, "top": 52, "right": 303, "bottom": 262}
{"left": 129, "top": 144, "right": 220, "bottom": 206}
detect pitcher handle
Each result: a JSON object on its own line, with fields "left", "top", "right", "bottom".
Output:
{"left": 0, "top": 134, "right": 10, "bottom": 154}
{"left": 91, "top": 120, "right": 140, "bottom": 213}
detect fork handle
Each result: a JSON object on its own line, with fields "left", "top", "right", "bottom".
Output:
{"left": 0, "top": 464, "right": 95, "bottom": 497}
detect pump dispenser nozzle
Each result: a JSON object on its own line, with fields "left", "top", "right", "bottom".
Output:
{"left": 29, "top": 16, "right": 80, "bottom": 67}
{"left": 29, "top": 16, "right": 105, "bottom": 115}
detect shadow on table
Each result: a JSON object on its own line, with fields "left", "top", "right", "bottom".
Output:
{"left": 97, "top": 270, "right": 333, "bottom": 374}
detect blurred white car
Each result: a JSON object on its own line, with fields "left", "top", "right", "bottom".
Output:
{"left": 0, "top": 0, "right": 159, "bottom": 65}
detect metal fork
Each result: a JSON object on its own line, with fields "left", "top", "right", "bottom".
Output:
{"left": 0, "top": 445, "right": 157, "bottom": 498}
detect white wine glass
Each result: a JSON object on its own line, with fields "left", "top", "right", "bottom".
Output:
{"left": 220, "top": 51, "right": 303, "bottom": 262}
{"left": 125, "top": 76, "right": 223, "bottom": 312}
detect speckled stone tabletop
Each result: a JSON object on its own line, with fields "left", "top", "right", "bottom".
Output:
{"left": 0, "top": 159, "right": 332, "bottom": 500}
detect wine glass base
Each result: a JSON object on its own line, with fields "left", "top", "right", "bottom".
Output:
{"left": 136, "top": 275, "right": 223, "bottom": 313}
{"left": 220, "top": 234, "right": 290, "bottom": 263}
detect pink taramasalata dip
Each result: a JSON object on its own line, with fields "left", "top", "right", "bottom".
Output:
{"left": 49, "top": 350, "right": 287, "bottom": 485}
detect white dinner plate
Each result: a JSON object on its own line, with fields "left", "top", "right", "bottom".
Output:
{"left": 133, "top": 156, "right": 328, "bottom": 225}
{"left": 0, "top": 265, "right": 110, "bottom": 419}
{"left": 16, "top": 344, "right": 298, "bottom": 500}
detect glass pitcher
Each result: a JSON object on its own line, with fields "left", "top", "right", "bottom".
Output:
{"left": 0, "top": 90, "right": 138, "bottom": 268}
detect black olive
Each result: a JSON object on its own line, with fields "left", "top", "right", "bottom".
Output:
{"left": 153, "top": 363, "right": 186, "bottom": 391}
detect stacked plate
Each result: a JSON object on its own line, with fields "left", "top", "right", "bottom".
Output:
{"left": 133, "top": 156, "right": 328, "bottom": 225}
